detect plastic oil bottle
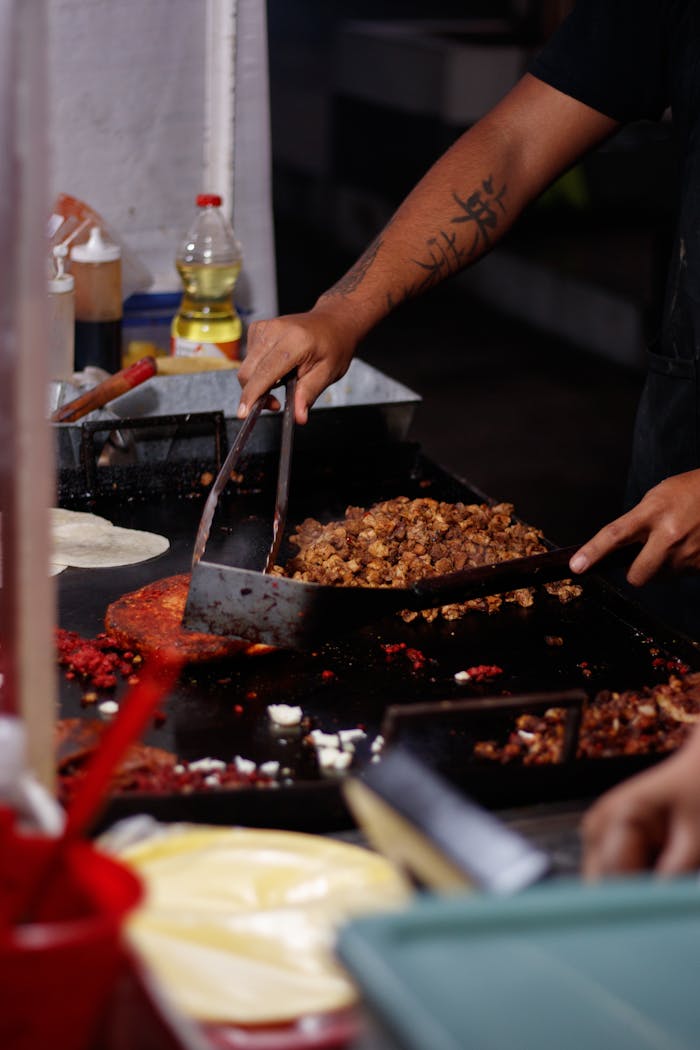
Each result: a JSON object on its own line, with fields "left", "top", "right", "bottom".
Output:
{"left": 171, "top": 194, "right": 243, "bottom": 362}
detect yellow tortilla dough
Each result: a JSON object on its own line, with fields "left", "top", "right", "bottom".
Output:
{"left": 112, "top": 824, "right": 411, "bottom": 1024}
{"left": 51, "top": 508, "right": 169, "bottom": 569}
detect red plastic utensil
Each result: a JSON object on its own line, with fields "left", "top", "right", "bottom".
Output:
{"left": 13, "top": 649, "right": 183, "bottom": 925}
{"left": 62, "top": 650, "right": 183, "bottom": 840}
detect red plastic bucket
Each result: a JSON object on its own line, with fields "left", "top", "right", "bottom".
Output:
{"left": 0, "top": 826, "right": 142, "bottom": 1050}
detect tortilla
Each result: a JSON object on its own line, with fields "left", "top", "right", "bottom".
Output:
{"left": 109, "top": 824, "right": 410, "bottom": 1024}
{"left": 50, "top": 508, "right": 114, "bottom": 530}
{"left": 51, "top": 507, "right": 169, "bottom": 568}
{"left": 53, "top": 523, "right": 169, "bottom": 568}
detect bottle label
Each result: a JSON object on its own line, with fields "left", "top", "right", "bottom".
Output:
{"left": 170, "top": 336, "right": 241, "bottom": 361}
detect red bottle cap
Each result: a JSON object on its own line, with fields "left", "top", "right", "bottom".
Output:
{"left": 196, "top": 193, "right": 222, "bottom": 207}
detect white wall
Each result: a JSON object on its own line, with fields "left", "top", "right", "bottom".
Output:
{"left": 47, "top": 0, "right": 276, "bottom": 318}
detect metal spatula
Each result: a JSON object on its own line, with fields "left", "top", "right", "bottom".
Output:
{"left": 343, "top": 745, "right": 552, "bottom": 893}
{"left": 185, "top": 528, "right": 636, "bottom": 651}
{"left": 189, "top": 371, "right": 297, "bottom": 580}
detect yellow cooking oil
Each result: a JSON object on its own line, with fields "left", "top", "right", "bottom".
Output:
{"left": 170, "top": 259, "right": 242, "bottom": 360}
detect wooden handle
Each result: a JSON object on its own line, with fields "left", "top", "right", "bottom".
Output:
{"left": 51, "top": 355, "right": 158, "bottom": 423}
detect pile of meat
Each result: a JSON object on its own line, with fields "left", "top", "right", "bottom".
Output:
{"left": 474, "top": 671, "right": 700, "bottom": 765}
{"left": 55, "top": 718, "right": 271, "bottom": 804}
{"left": 275, "top": 497, "right": 581, "bottom": 621}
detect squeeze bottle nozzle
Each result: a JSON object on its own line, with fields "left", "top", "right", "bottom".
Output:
{"left": 71, "top": 225, "right": 121, "bottom": 264}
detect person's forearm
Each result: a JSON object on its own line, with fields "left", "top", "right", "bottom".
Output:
{"left": 316, "top": 132, "right": 517, "bottom": 338}
{"left": 238, "top": 75, "right": 617, "bottom": 423}
{"left": 316, "top": 74, "right": 618, "bottom": 341}
{"left": 317, "top": 120, "right": 524, "bottom": 335}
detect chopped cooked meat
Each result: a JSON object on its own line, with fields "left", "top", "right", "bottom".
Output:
{"left": 655, "top": 671, "right": 700, "bottom": 724}
{"left": 543, "top": 580, "right": 582, "bottom": 604}
{"left": 55, "top": 717, "right": 105, "bottom": 770}
{"left": 56, "top": 716, "right": 176, "bottom": 794}
{"left": 55, "top": 718, "right": 273, "bottom": 803}
{"left": 473, "top": 672, "right": 700, "bottom": 766}
{"left": 474, "top": 708, "right": 567, "bottom": 765}
{"left": 274, "top": 497, "right": 581, "bottom": 621}
{"left": 105, "top": 573, "right": 273, "bottom": 664}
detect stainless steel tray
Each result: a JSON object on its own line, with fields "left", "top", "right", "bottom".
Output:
{"left": 52, "top": 359, "right": 421, "bottom": 470}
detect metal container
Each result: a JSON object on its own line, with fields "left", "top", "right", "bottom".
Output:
{"left": 52, "top": 359, "right": 422, "bottom": 482}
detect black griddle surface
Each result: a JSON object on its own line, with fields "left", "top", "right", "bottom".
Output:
{"left": 56, "top": 444, "right": 700, "bottom": 832}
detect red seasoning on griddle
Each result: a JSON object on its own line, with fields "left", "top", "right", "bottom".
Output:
{"left": 380, "top": 642, "right": 430, "bottom": 673}
{"left": 56, "top": 627, "right": 139, "bottom": 692}
{"left": 406, "top": 648, "right": 428, "bottom": 672}
{"left": 381, "top": 643, "right": 407, "bottom": 660}
{"left": 464, "top": 664, "right": 503, "bottom": 683}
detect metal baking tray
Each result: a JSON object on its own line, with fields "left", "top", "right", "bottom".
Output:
{"left": 52, "top": 358, "right": 421, "bottom": 476}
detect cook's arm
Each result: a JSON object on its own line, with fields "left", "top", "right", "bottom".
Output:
{"left": 569, "top": 469, "right": 700, "bottom": 582}
{"left": 582, "top": 720, "right": 700, "bottom": 877}
{"left": 238, "top": 74, "right": 618, "bottom": 423}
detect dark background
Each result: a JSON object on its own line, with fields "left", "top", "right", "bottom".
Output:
{"left": 264, "top": 1, "right": 677, "bottom": 548}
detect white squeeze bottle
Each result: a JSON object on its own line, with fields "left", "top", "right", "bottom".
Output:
{"left": 171, "top": 194, "right": 243, "bottom": 362}
{"left": 47, "top": 245, "right": 75, "bottom": 380}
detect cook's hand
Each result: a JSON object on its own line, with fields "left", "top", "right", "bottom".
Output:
{"left": 568, "top": 469, "right": 700, "bottom": 585}
{"left": 237, "top": 304, "right": 361, "bottom": 425}
{"left": 582, "top": 732, "right": 700, "bottom": 878}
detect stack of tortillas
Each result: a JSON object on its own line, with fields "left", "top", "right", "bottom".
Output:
{"left": 51, "top": 508, "right": 169, "bottom": 574}
{"left": 106, "top": 824, "right": 411, "bottom": 1025}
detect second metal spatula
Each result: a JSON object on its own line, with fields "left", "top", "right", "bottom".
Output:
{"left": 187, "top": 522, "right": 636, "bottom": 649}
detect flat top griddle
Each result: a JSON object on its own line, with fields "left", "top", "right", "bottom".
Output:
{"left": 56, "top": 443, "right": 700, "bottom": 832}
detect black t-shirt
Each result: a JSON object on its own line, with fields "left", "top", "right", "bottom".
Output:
{"left": 530, "top": 0, "right": 700, "bottom": 131}
{"left": 530, "top": 0, "right": 672, "bottom": 124}
{"left": 531, "top": 1, "right": 700, "bottom": 476}
{"left": 531, "top": 2, "right": 700, "bottom": 634}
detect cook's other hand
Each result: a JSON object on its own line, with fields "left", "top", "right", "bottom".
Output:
{"left": 582, "top": 724, "right": 700, "bottom": 877}
{"left": 569, "top": 469, "right": 700, "bottom": 585}
{"left": 237, "top": 302, "right": 364, "bottom": 425}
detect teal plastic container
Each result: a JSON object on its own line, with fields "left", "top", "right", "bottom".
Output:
{"left": 338, "top": 876, "right": 700, "bottom": 1050}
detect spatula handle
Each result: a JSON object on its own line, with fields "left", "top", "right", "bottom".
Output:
{"left": 191, "top": 394, "right": 266, "bottom": 565}
{"left": 408, "top": 545, "right": 595, "bottom": 608}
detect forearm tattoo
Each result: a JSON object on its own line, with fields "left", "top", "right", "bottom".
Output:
{"left": 324, "top": 175, "right": 507, "bottom": 308}
{"left": 326, "top": 235, "right": 383, "bottom": 297}
{"left": 413, "top": 175, "right": 507, "bottom": 295}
